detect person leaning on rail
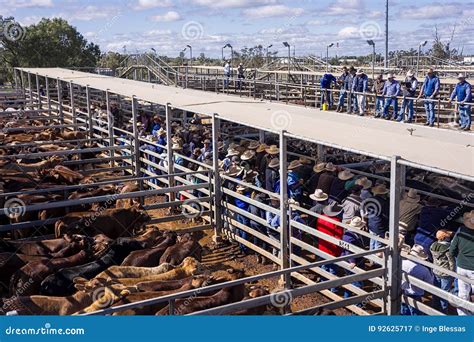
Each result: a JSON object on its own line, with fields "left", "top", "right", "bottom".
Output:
{"left": 449, "top": 73, "right": 472, "bottom": 131}
{"left": 417, "top": 68, "right": 440, "bottom": 127}
{"left": 381, "top": 73, "right": 401, "bottom": 120}
{"left": 396, "top": 70, "right": 418, "bottom": 123}
{"left": 372, "top": 73, "right": 385, "bottom": 118}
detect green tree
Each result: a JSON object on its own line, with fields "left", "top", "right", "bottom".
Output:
{"left": 98, "top": 51, "right": 124, "bottom": 69}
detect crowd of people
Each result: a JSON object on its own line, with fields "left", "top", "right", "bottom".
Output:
{"left": 131, "top": 114, "right": 473, "bottom": 316}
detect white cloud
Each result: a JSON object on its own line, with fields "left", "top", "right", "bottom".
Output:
{"left": 326, "top": 0, "right": 364, "bottom": 16}
{"left": 151, "top": 11, "right": 181, "bottom": 22}
{"left": 243, "top": 5, "right": 304, "bottom": 18}
{"left": 133, "top": 0, "right": 172, "bottom": 10}
{"left": 190, "top": 0, "right": 277, "bottom": 9}
{"left": 337, "top": 26, "right": 359, "bottom": 39}
{"left": 399, "top": 3, "right": 463, "bottom": 20}
{"left": 144, "top": 29, "right": 172, "bottom": 36}
{"left": 9, "top": 0, "right": 53, "bottom": 8}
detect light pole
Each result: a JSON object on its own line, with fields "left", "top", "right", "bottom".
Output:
{"left": 283, "top": 42, "right": 291, "bottom": 77}
{"left": 367, "top": 40, "right": 376, "bottom": 81}
{"left": 384, "top": 0, "right": 389, "bottom": 69}
{"left": 416, "top": 40, "right": 428, "bottom": 76}
{"left": 186, "top": 45, "right": 192, "bottom": 67}
{"left": 326, "top": 43, "right": 334, "bottom": 72}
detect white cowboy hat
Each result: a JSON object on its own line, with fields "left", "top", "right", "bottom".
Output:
{"left": 310, "top": 189, "right": 328, "bottom": 202}
{"left": 409, "top": 244, "right": 429, "bottom": 260}
{"left": 349, "top": 216, "right": 365, "bottom": 229}
{"left": 288, "top": 160, "right": 303, "bottom": 170}
{"left": 355, "top": 177, "right": 373, "bottom": 190}
{"left": 457, "top": 73, "right": 466, "bottom": 80}
{"left": 265, "top": 145, "right": 280, "bottom": 155}
{"left": 404, "top": 188, "right": 420, "bottom": 203}
{"left": 247, "top": 141, "right": 260, "bottom": 150}
{"left": 268, "top": 158, "right": 279, "bottom": 169}
{"left": 356, "top": 69, "right": 364, "bottom": 75}
{"left": 226, "top": 148, "right": 240, "bottom": 157}
{"left": 241, "top": 150, "right": 256, "bottom": 161}
{"left": 313, "top": 162, "right": 326, "bottom": 173}
{"left": 338, "top": 169, "right": 355, "bottom": 181}
{"left": 371, "top": 184, "right": 389, "bottom": 195}
{"left": 325, "top": 162, "right": 336, "bottom": 172}
{"left": 387, "top": 73, "right": 395, "bottom": 79}
{"left": 463, "top": 210, "right": 474, "bottom": 229}
{"left": 406, "top": 70, "right": 414, "bottom": 77}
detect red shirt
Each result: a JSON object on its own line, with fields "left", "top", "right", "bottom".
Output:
{"left": 316, "top": 215, "right": 343, "bottom": 257}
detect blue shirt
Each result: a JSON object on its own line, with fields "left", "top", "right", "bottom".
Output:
{"left": 338, "top": 72, "right": 351, "bottom": 90}
{"left": 421, "top": 76, "right": 440, "bottom": 97}
{"left": 401, "top": 260, "right": 434, "bottom": 296}
{"left": 450, "top": 81, "right": 472, "bottom": 102}
{"left": 382, "top": 80, "right": 400, "bottom": 97}
{"left": 352, "top": 74, "right": 368, "bottom": 93}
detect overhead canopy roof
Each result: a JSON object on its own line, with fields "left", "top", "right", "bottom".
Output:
{"left": 17, "top": 68, "right": 473, "bottom": 179}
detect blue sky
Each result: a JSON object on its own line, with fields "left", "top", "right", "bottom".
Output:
{"left": 2, "top": 0, "right": 474, "bottom": 57}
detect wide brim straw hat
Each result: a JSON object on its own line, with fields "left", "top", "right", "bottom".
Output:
{"left": 350, "top": 216, "right": 365, "bottom": 228}
{"left": 247, "top": 141, "right": 260, "bottom": 150}
{"left": 309, "top": 189, "right": 328, "bottom": 202}
{"left": 265, "top": 145, "right": 280, "bottom": 155}
{"left": 288, "top": 160, "right": 303, "bottom": 170}
{"left": 338, "top": 169, "right": 355, "bottom": 181}
{"left": 256, "top": 143, "right": 269, "bottom": 153}
{"left": 404, "top": 188, "right": 421, "bottom": 203}
{"left": 409, "top": 244, "right": 429, "bottom": 260}
{"left": 241, "top": 150, "right": 256, "bottom": 161}
{"left": 268, "top": 158, "right": 279, "bottom": 169}
{"left": 313, "top": 162, "right": 326, "bottom": 173}
{"left": 355, "top": 177, "right": 373, "bottom": 190}
{"left": 371, "top": 184, "right": 389, "bottom": 195}
{"left": 325, "top": 162, "right": 337, "bottom": 172}
{"left": 225, "top": 165, "right": 242, "bottom": 177}
{"left": 226, "top": 148, "right": 240, "bottom": 157}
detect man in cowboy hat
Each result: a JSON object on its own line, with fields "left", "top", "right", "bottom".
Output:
{"left": 336, "top": 66, "right": 351, "bottom": 112}
{"left": 351, "top": 69, "right": 369, "bottom": 116}
{"left": 234, "top": 184, "right": 251, "bottom": 254}
{"left": 341, "top": 185, "right": 363, "bottom": 224}
{"left": 401, "top": 244, "right": 434, "bottom": 315}
{"left": 396, "top": 70, "right": 418, "bottom": 123}
{"left": 450, "top": 210, "right": 474, "bottom": 315}
{"left": 308, "top": 189, "right": 329, "bottom": 227}
{"left": 417, "top": 68, "right": 440, "bottom": 127}
{"left": 255, "top": 143, "right": 268, "bottom": 175}
{"left": 399, "top": 189, "right": 422, "bottom": 244}
{"left": 329, "top": 168, "right": 354, "bottom": 203}
{"left": 372, "top": 73, "right": 385, "bottom": 118}
{"left": 430, "top": 229, "right": 455, "bottom": 313}
{"left": 317, "top": 162, "right": 336, "bottom": 195}
{"left": 317, "top": 202, "right": 344, "bottom": 292}
{"left": 304, "top": 162, "right": 326, "bottom": 204}
{"left": 382, "top": 73, "right": 401, "bottom": 120}
{"left": 265, "top": 157, "right": 280, "bottom": 192}
{"left": 266, "top": 194, "right": 281, "bottom": 259}
{"left": 287, "top": 160, "right": 304, "bottom": 202}
{"left": 365, "top": 183, "right": 390, "bottom": 250}
{"left": 449, "top": 73, "right": 472, "bottom": 131}
{"left": 355, "top": 176, "right": 373, "bottom": 200}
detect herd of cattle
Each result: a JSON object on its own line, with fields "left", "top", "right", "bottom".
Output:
{"left": 0, "top": 121, "right": 271, "bottom": 316}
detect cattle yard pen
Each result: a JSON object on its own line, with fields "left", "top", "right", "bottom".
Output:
{"left": 2, "top": 67, "right": 473, "bottom": 316}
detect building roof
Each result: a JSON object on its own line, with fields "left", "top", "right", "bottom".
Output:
{"left": 17, "top": 67, "right": 473, "bottom": 179}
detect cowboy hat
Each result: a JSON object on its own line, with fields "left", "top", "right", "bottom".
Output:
{"left": 256, "top": 143, "right": 269, "bottom": 153}
{"left": 349, "top": 216, "right": 365, "bottom": 229}
{"left": 325, "top": 162, "right": 336, "bottom": 172}
{"left": 171, "top": 143, "right": 182, "bottom": 150}
{"left": 463, "top": 210, "right": 474, "bottom": 229}
{"left": 228, "top": 142, "right": 239, "bottom": 149}
{"left": 313, "top": 162, "right": 326, "bottom": 173}
{"left": 323, "top": 202, "right": 344, "bottom": 217}
{"left": 247, "top": 141, "right": 260, "bottom": 150}
{"left": 338, "top": 169, "right": 355, "bottom": 181}
{"left": 288, "top": 160, "right": 303, "bottom": 170}
{"left": 226, "top": 148, "right": 240, "bottom": 157}
{"left": 457, "top": 73, "right": 466, "bottom": 80}
{"left": 156, "top": 128, "right": 166, "bottom": 136}
{"left": 236, "top": 185, "right": 248, "bottom": 192}
{"left": 217, "top": 141, "right": 225, "bottom": 151}
{"left": 203, "top": 139, "right": 211, "bottom": 144}
{"left": 355, "top": 177, "right": 373, "bottom": 190}
{"left": 241, "top": 150, "right": 256, "bottom": 161}
{"left": 225, "top": 165, "right": 242, "bottom": 177}
{"left": 371, "top": 184, "right": 389, "bottom": 195}
{"left": 145, "top": 135, "right": 157, "bottom": 142}
{"left": 268, "top": 158, "right": 279, "bottom": 169}
{"left": 356, "top": 69, "right": 364, "bottom": 75}
{"left": 299, "top": 157, "right": 312, "bottom": 165}
{"left": 406, "top": 70, "right": 414, "bottom": 77}
{"left": 409, "top": 244, "right": 429, "bottom": 260}
{"left": 265, "top": 145, "right": 280, "bottom": 155}
{"left": 404, "top": 188, "right": 420, "bottom": 203}
{"left": 309, "top": 189, "right": 328, "bottom": 202}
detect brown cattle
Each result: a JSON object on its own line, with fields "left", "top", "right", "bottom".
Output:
{"left": 115, "top": 182, "right": 139, "bottom": 209}
{"left": 159, "top": 234, "right": 202, "bottom": 266}
{"left": 61, "top": 130, "right": 86, "bottom": 141}
{"left": 120, "top": 231, "right": 176, "bottom": 267}
{"left": 54, "top": 207, "right": 150, "bottom": 239}
{"left": 0, "top": 253, "right": 48, "bottom": 291}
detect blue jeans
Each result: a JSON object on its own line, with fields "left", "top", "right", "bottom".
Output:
{"left": 369, "top": 231, "right": 384, "bottom": 250}
{"left": 401, "top": 295, "right": 423, "bottom": 315}
{"left": 322, "top": 264, "right": 339, "bottom": 293}
{"left": 375, "top": 96, "right": 384, "bottom": 116}
{"left": 338, "top": 89, "right": 347, "bottom": 107}
{"left": 236, "top": 214, "right": 249, "bottom": 253}
{"left": 321, "top": 89, "right": 333, "bottom": 107}
{"left": 459, "top": 104, "right": 472, "bottom": 128}
{"left": 350, "top": 94, "right": 358, "bottom": 112}
{"left": 424, "top": 99, "right": 436, "bottom": 124}
{"left": 434, "top": 275, "right": 453, "bottom": 313}
{"left": 383, "top": 97, "right": 398, "bottom": 118}
{"left": 398, "top": 98, "right": 414, "bottom": 121}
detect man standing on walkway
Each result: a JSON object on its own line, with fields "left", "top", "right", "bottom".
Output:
{"left": 372, "top": 74, "right": 385, "bottom": 118}
{"left": 382, "top": 73, "right": 400, "bottom": 120}
{"left": 449, "top": 73, "right": 472, "bottom": 131}
{"left": 320, "top": 73, "right": 337, "bottom": 109}
{"left": 223, "top": 60, "right": 231, "bottom": 88}
{"left": 336, "top": 67, "right": 350, "bottom": 112}
{"left": 351, "top": 69, "right": 368, "bottom": 116}
{"left": 397, "top": 71, "right": 418, "bottom": 123}
{"left": 417, "top": 68, "right": 440, "bottom": 127}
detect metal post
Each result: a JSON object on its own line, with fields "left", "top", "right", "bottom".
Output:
{"left": 259, "top": 130, "right": 265, "bottom": 143}
{"left": 27, "top": 72, "right": 32, "bottom": 102}
{"left": 13, "top": 69, "right": 19, "bottom": 90}
{"left": 86, "top": 86, "right": 93, "bottom": 140}
{"left": 131, "top": 96, "right": 141, "bottom": 179}
{"left": 57, "top": 78, "right": 64, "bottom": 124}
{"left": 45, "top": 76, "right": 52, "bottom": 116}
{"left": 211, "top": 113, "right": 223, "bottom": 244}
{"left": 387, "top": 155, "right": 404, "bottom": 315}
{"left": 105, "top": 90, "right": 115, "bottom": 167}
{"left": 69, "top": 81, "right": 76, "bottom": 125}
{"left": 20, "top": 70, "right": 25, "bottom": 98}
{"left": 317, "top": 145, "right": 325, "bottom": 162}
{"left": 279, "top": 130, "right": 290, "bottom": 289}
{"left": 384, "top": 0, "right": 389, "bottom": 69}
{"left": 165, "top": 103, "right": 176, "bottom": 202}
{"left": 35, "top": 73, "right": 41, "bottom": 108}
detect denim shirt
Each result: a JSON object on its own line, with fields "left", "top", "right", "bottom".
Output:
{"left": 421, "top": 76, "right": 440, "bottom": 97}
{"left": 450, "top": 81, "right": 472, "bottom": 102}
{"left": 382, "top": 80, "right": 400, "bottom": 97}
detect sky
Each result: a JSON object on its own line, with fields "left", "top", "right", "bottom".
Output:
{"left": 2, "top": 0, "right": 474, "bottom": 58}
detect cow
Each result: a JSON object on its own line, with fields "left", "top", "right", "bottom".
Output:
{"left": 120, "top": 231, "right": 176, "bottom": 267}
{"left": 39, "top": 239, "right": 145, "bottom": 296}
{"left": 0, "top": 235, "right": 75, "bottom": 256}
{"left": 54, "top": 206, "right": 151, "bottom": 239}
{"left": 115, "top": 182, "right": 139, "bottom": 209}
{"left": 159, "top": 233, "right": 202, "bottom": 266}
{"left": 0, "top": 253, "right": 48, "bottom": 293}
